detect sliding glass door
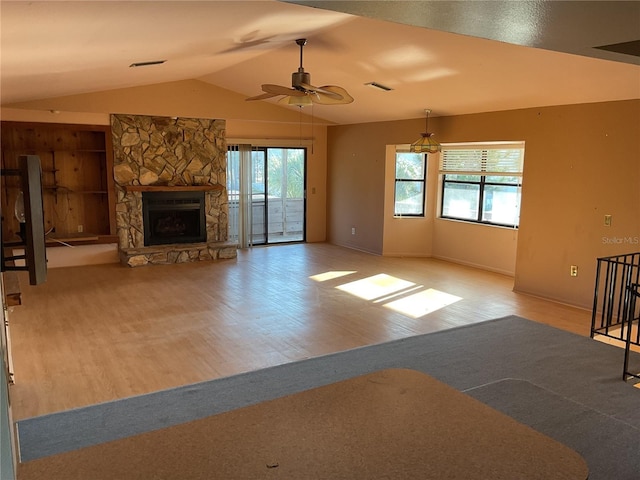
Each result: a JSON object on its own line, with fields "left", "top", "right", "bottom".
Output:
{"left": 227, "top": 145, "right": 306, "bottom": 247}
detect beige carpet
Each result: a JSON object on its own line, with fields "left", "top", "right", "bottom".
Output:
{"left": 17, "top": 369, "right": 588, "bottom": 480}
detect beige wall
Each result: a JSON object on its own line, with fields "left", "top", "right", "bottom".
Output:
{"left": 327, "top": 121, "right": 418, "bottom": 254}
{"left": 513, "top": 101, "right": 640, "bottom": 307}
{"left": 432, "top": 221, "right": 518, "bottom": 276}
{"left": 382, "top": 145, "right": 434, "bottom": 257}
{"left": 3, "top": 79, "right": 333, "bottom": 126}
{"left": 327, "top": 100, "right": 640, "bottom": 308}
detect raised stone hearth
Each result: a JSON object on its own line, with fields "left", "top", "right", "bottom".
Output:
{"left": 111, "top": 114, "right": 237, "bottom": 267}
{"left": 120, "top": 242, "right": 237, "bottom": 267}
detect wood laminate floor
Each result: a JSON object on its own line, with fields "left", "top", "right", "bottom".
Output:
{"left": 7, "top": 243, "right": 591, "bottom": 421}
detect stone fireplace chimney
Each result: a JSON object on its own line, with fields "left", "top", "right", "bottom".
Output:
{"left": 111, "top": 114, "right": 236, "bottom": 266}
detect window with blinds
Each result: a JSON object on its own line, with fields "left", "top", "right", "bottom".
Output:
{"left": 439, "top": 142, "right": 525, "bottom": 227}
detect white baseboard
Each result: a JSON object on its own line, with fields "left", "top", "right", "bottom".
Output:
{"left": 432, "top": 254, "right": 515, "bottom": 277}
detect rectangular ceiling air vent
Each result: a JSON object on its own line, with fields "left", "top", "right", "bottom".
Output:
{"left": 365, "top": 82, "right": 393, "bottom": 92}
{"left": 129, "top": 60, "right": 167, "bottom": 68}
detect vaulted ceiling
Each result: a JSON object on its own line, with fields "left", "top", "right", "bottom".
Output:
{"left": 1, "top": 1, "right": 638, "bottom": 124}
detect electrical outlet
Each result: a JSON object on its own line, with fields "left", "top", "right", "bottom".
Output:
{"left": 604, "top": 215, "right": 612, "bottom": 227}
{"left": 351, "top": 227, "right": 356, "bottom": 235}
{"left": 570, "top": 265, "right": 578, "bottom": 277}
{"left": 78, "top": 225, "right": 84, "bottom": 233}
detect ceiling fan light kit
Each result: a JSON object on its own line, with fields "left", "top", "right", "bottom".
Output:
{"left": 246, "top": 38, "right": 353, "bottom": 106}
{"left": 410, "top": 109, "right": 442, "bottom": 154}
{"left": 282, "top": 95, "right": 314, "bottom": 107}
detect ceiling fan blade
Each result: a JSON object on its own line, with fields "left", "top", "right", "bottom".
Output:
{"left": 311, "top": 85, "right": 354, "bottom": 105}
{"left": 219, "top": 33, "right": 278, "bottom": 54}
{"left": 262, "top": 84, "right": 305, "bottom": 96}
{"left": 298, "top": 82, "right": 341, "bottom": 99}
{"left": 245, "top": 92, "right": 279, "bottom": 101}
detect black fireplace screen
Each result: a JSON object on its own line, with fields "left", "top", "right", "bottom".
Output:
{"left": 142, "top": 191, "right": 206, "bottom": 246}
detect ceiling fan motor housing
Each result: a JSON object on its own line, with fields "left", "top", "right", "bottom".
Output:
{"left": 292, "top": 70, "right": 311, "bottom": 90}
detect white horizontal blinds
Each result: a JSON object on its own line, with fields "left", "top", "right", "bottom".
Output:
{"left": 440, "top": 142, "right": 524, "bottom": 176}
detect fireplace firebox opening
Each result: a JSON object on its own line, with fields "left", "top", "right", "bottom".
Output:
{"left": 142, "top": 191, "right": 206, "bottom": 246}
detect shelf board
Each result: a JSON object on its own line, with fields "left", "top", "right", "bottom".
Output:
{"left": 2, "top": 149, "right": 106, "bottom": 154}
{"left": 43, "top": 186, "right": 107, "bottom": 194}
{"left": 49, "top": 149, "right": 106, "bottom": 153}
{"left": 124, "top": 184, "right": 224, "bottom": 193}
{"left": 46, "top": 233, "right": 100, "bottom": 244}
{"left": 45, "top": 233, "right": 118, "bottom": 246}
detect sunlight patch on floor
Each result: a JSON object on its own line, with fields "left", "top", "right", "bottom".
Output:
{"left": 373, "top": 285, "right": 424, "bottom": 304}
{"left": 333, "top": 273, "right": 464, "bottom": 319}
{"left": 309, "top": 271, "right": 356, "bottom": 282}
{"left": 336, "top": 273, "right": 415, "bottom": 301}
{"left": 593, "top": 334, "right": 640, "bottom": 353}
{"left": 383, "top": 288, "right": 462, "bottom": 318}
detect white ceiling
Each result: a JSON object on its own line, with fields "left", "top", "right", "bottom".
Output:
{"left": 1, "top": 0, "right": 639, "bottom": 125}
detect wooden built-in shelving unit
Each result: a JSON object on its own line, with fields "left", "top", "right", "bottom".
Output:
{"left": 1, "top": 121, "right": 116, "bottom": 245}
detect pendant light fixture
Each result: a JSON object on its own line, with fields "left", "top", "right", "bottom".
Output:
{"left": 410, "top": 109, "right": 441, "bottom": 154}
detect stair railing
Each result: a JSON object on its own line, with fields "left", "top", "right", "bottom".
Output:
{"left": 623, "top": 283, "right": 640, "bottom": 381}
{"left": 591, "top": 252, "right": 640, "bottom": 341}
{"left": 590, "top": 252, "right": 640, "bottom": 381}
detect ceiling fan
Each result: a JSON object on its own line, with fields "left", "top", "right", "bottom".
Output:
{"left": 246, "top": 38, "right": 354, "bottom": 106}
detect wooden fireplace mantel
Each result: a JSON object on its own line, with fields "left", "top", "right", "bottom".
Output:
{"left": 124, "top": 185, "right": 224, "bottom": 193}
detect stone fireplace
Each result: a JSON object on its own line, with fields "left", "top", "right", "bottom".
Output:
{"left": 111, "top": 114, "right": 237, "bottom": 267}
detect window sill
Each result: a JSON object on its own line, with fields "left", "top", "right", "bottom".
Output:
{"left": 437, "top": 217, "right": 518, "bottom": 230}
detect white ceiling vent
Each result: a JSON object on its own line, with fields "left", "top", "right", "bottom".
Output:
{"left": 365, "top": 82, "right": 393, "bottom": 92}
{"left": 129, "top": 60, "right": 166, "bottom": 68}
